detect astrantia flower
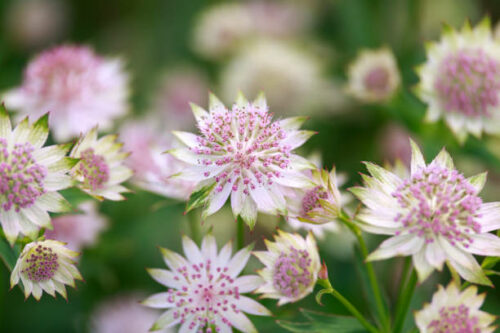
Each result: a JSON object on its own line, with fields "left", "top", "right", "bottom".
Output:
{"left": 346, "top": 47, "right": 400, "bottom": 103}
{"left": 10, "top": 239, "right": 82, "bottom": 300}
{"left": 415, "top": 18, "right": 500, "bottom": 142}
{"left": 70, "top": 127, "right": 132, "bottom": 201}
{"left": 351, "top": 140, "right": 500, "bottom": 285}
{"left": 4, "top": 45, "right": 129, "bottom": 141}
{"left": 45, "top": 201, "right": 107, "bottom": 251}
{"left": 0, "top": 107, "right": 74, "bottom": 245}
{"left": 142, "top": 234, "right": 270, "bottom": 332}
{"left": 415, "top": 283, "right": 496, "bottom": 333}
{"left": 170, "top": 93, "right": 315, "bottom": 228}
{"left": 253, "top": 230, "right": 321, "bottom": 305}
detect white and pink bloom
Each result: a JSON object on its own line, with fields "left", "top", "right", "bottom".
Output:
{"left": 351, "top": 140, "right": 500, "bottom": 285}
{"left": 45, "top": 201, "right": 107, "bottom": 251}
{"left": 415, "top": 283, "right": 496, "bottom": 333}
{"left": 0, "top": 108, "right": 74, "bottom": 245}
{"left": 253, "top": 230, "right": 321, "bottom": 305}
{"left": 70, "top": 127, "right": 132, "bottom": 201}
{"left": 4, "top": 45, "right": 129, "bottom": 141}
{"left": 10, "top": 239, "right": 82, "bottom": 300}
{"left": 415, "top": 18, "right": 500, "bottom": 142}
{"left": 142, "top": 234, "right": 270, "bottom": 332}
{"left": 346, "top": 47, "right": 401, "bottom": 103}
{"left": 170, "top": 93, "right": 314, "bottom": 228}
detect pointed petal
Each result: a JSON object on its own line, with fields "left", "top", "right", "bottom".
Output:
{"left": 466, "top": 233, "right": 500, "bottom": 257}
{"left": 409, "top": 139, "right": 425, "bottom": 175}
{"left": 141, "top": 292, "right": 172, "bottom": 309}
{"left": 147, "top": 268, "right": 184, "bottom": 289}
{"left": 0, "top": 104, "right": 12, "bottom": 139}
{"left": 366, "top": 234, "right": 424, "bottom": 261}
{"left": 413, "top": 249, "right": 434, "bottom": 282}
{"left": 226, "top": 244, "right": 253, "bottom": 278}
{"left": 234, "top": 275, "right": 264, "bottom": 293}
{"left": 237, "top": 296, "right": 271, "bottom": 316}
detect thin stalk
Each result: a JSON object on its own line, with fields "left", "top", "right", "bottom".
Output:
{"left": 187, "top": 211, "right": 201, "bottom": 244}
{"left": 236, "top": 216, "right": 245, "bottom": 250}
{"left": 393, "top": 269, "right": 418, "bottom": 333}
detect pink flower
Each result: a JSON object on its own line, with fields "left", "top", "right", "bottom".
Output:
{"left": 4, "top": 45, "right": 129, "bottom": 141}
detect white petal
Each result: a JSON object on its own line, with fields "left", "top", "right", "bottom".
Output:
{"left": 160, "top": 248, "right": 189, "bottom": 271}
{"left": 366, "top": 234, "right": 424, "bottom": 261}
{"left": 465, "top": 233, "right": 500, "bottom": 257}
{"left": 147, "top": 268, "right": 184, "bottom": 289}
{"left": 478, "top": 202, "right": 500, "bottom": 233}
{"left": 172, "top": 131, "right": 201, "bottom": 148}
{"left": 409, "top": 138, "right": 425, "bottom": 175}
{"left": 142, "top": 292, "right": 172, "bottom": 309}
{"left": 203, "top": 181, "right": 231, "bottom": 217}
{"left": 226, "top": 245, "right": 252, "bottom": 278}
{"left": 201, "top": 234, "right": 218, "bottom": 262}
{"left": 182, "top": 235, "right": 203, "bottom": 264}
{"left": 234, "top": 275, "right": 264, "bottom": 293}
{"left": 281, "top": 130, "right": 315, "bottom": 149}
{"left": 425, "top": 241, "right": 446, "bottom": 269}
{"left": 224, "top": 310, "right": 257, "bottom": 333}
{"left": 413, "top": 249, "right": 434, "bottom": 282}
{"left": 237, "top": 296, "right": 271, "bottom": 316}
{"left": 150, "top": 309, "right": 181, "bottom": 331}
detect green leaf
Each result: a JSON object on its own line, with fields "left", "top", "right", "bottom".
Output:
{"left": 185, "top": 182, "right": 216, "bottom": 213}
{"left": 277, "top": 309, "right": 366, "bottom": 333}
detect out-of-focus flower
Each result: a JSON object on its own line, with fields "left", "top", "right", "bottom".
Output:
{"left": 92, "top": 294, "right": 172, "bottom": 333}
{"left": 119, "top": 119, "right": 196, "bottom": 200}
{"left": 45, "top": 201, "right": 107, "bottom": 251}
{"left": 415, "top": 283, "right": 496, "bottom": 333}
{"left": 10, "top": 239, "right": 82, "bottom": 300}
{"left": 153, "top": 68, "right": 208, "bottom": 131}
{"left": 253, "top": 230, "right": 321, "bottom": 305}
{"left": 221, "top": 39, "right": 342, "bottom": 115}
{"left": 4, "top": 45, "right": 129, "bottom": 141}
{"left": 169, "top": 92, "right": 314, "bottom": 228}
{"left": 346, "top": 47, "right": 400, "bottom": 103}
{"left": 192, "top": 2, "right": 311, "bottom": 59}
{"left": 378, "top": 123, "right": 412, "bottom": 166}
{"left": 142, "top": 234, "right": 270, "bottom": 332}
{"left": 4, "top": 0, "right": 69, "bottom": 50}
{"left": 351, "top": 139, "right": 500, "bottom": 285}
{"left": 415, "top": 18, "right": 500, "bottom": 143}
{"left": 495, "top": 20, "right": 500, "bottom": 40}
{"left": 0, "top": 108, "right": 74, "bottom": 245}
{"left": 70, "top": 127, "right": 132, "bottom": 201}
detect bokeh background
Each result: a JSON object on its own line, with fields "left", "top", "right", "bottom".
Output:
{"left": 0, "top": 0, "right": 500, "bottom": 332}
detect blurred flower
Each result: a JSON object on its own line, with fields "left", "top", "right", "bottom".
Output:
{"left": 92, "top": 294, "right": 172, "bottom": 333}
{"left": 70, "top": 127, "right": 132, "bottom": 201}
{"left": 0, "top": 108, "right": 74, "bottom": 245}
{"left": 415, "top": 18, "right": 500, "bottom": 143}
{"left": 415, "top": 283, "right": 496, "bottom": 333}
{"left": 378, "top": 123, "right": 412, "bottom": 166}
{"left": 45, "top": 201, "right": 107, "bottom": 251}
{"left": 169, "top": 93, "right": 314, "bottom": 228}
{"left": 254, "top": 230, "right": 320, "bottom": 305}
{"left": 221, "top": 39, "right": 342, "bottom": 115}
{"left": 4, "top": 0, "right": 69, "bottom": 50}
{"left": 346, "top": 47, "right": 400, "bottom": 103}
{"left": 10, "top": 239, "right": 82, "bottom": 300}
{"left": 119, "top": 119, "right": 196, "bottom": 200}
{"left": 4, "top": 45, "right": 129, "bottom": 141}
{"left": 143, "top": 234, "right": 270, "bottom": 332}
{"left": 192, "top": 2, "right": 311, "bottom": 59}
{"left": 495, "top": 20, "right": 500, "bottom": 40}
{"left": 351, "top": 140, "right": 500, "bottom": 285}
{"left": 153, "top": 68, "right": 208, "bottom": 131}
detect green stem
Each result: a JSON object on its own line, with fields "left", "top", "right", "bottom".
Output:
{"left": 236, "top": 216, "right": 245, "bottom": 250}
{"left": 339, "top": 210, "right": 390, "bottom": 332}
{"left": 393, "top": 269, "right": 418, "bottom": 333}
{"left": 187, "top": 211, "right": 201, "bottom": 244}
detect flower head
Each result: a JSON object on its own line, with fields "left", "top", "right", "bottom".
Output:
{"left": 415, "top": 283, "right": 497, "bottom": 333}
{"left": 415, "top": 18, "right": 500, "bottom": 142}
{"left": 170, "top": 92, "right": 315, "bottom": 228}
{"left": 346, "top": 47, "right": 400, "bottom": 103}
{"left": 70, "top": 127, "right": 132, "bottom": 200}
{"left": 10, "top": 239, "right": 82, "bottom": 300}
{"left": 351, "top": 139, "right": 500, "bottom": 285}
{"left": 4, "top": 45, "right": 129, "bottom": 141}
{"left": 0, "top": 107, "right": 74, "bottom": 244}
{"left": 142, "top": 234, "right": 270, "bottom": 332}
{"left": 253, "top": 230, "right": 321, "bottom": 305}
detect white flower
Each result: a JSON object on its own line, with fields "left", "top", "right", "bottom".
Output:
{"left": 351, "top": 139, "right": 500, "bottom": 285}
{"left": 4, "top": 45, "right": 129, "bottom": 141}
{"left": 346, "top": 47, "right": 400, "bottom": 103}
{"left": 415, "top": 283, "right": 496, "bottom": 333}
{"left": 120, "top": 119, "right": 196, "bottom": 200}
{"left": 415, "top": 18, "right": 500, "bottom": 143}
{"left": 142, "top": 234, "right": 270, "bottom": 333}
{"left": 70, "top": 127, "right": 132, "bottom": 201}
{"left": 45, "top": 201, "right": 107, "bottom": 251}
{"left": 0, "top": 107, "right": 75, "bottom": 245}
{"left": 10, "top": 239, "right": 82, "bottom": 300}
{"left": 170, "top": 92, "right": 315, "bottom": 228}
{"left": 253, "top": 230, "right": 321, "bottom": 305}
{"left": 92, "top": 294, "right": 172, "bottom": 333}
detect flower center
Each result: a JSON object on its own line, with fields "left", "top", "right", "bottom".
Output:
{"left": 0, "top": 139, "right": 47, "bottom": 212}
{"left": 392, "top": 165, "right": 482, "bottom": 245}
{"left": 21, "top": 244, "right": 59, "bottom": 282}
{"left": 77, "top": 148, "right": 109, "bottom": 190}
{"left": 364, "top": 66, "right": 390, "bottom": 93}
{"left": 302, "top": 186, "right": 328, "bottom": 215}
{"left": 273, "top": 246, "right": 313, "bottom": 298}
{"left": 435, "top": 49, "right": 500, "bottom": 117}
{"left": 193, "top": 103, "right": 291, "bottom": 195}
{"left": 165, "top": 259, "right": 241, "bottom": 332}
{"left": 428, "top": 305, "right": 479, "bottom": 333}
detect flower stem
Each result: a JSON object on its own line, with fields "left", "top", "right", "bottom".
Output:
{"left": 339, "top": 210, "right": 390, "bottom": 332}
{"left": 187, "top": 211, "right": 201, "bottom": 244}
{"left": 393, "top": 267, "right": 418, "bottom": 333}
{"left": 236, "top": 216, "right": 245, "bottom": 250}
